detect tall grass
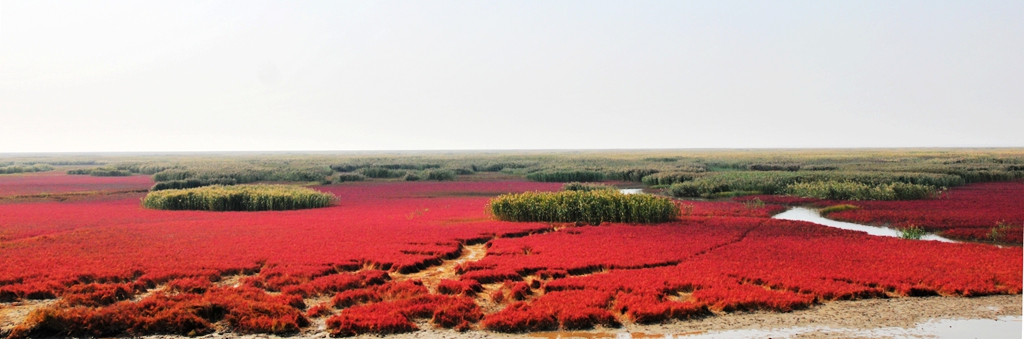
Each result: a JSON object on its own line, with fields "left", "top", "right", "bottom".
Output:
{"left": 0, "top": 164, "right": 53, "bottom": 174}
{"left": 526, "top": 170, "right": 606, "bottom": 183}
{"left": 142, "top": 185, "right": 337, "bottom": 211}
{"left": 425, "top": 169, "right": 456, "bottom": 181}
{"left": 605, "top": 168, "right": 660, "bottom": 182}
{"left": 819, "top": 204, "right": 859, "bottom": 216}
{"left": 666, "top": 171, "right": 959, "bottom": 198}
{"left": 748, "top": 163, "right": 801, "bottom": 171}
{"left": 5, "top": 149, "right": 1022, "bottom": 191}
{"left": 151, "top": 178, "right": 237, "bottom": 191}
{"left": 561, "top": 182, "right": 614, "bottom": 192}
{"left": 68, "top": 168, "right": 132, "bottom": 177}
{"left": 152, "top": 166, "right": 330, "bottom": 183}
{"left": 360, "top": 168, "right": 407, "bottom": 179}
{"left": 487, "top": 190, "right": 679, "bottom": 225}
{"left": 785, "top": 181, "right": 938, "bottom": 201}
{"left": 334, "top": 173, "right": 366, "bottom": 183}
{"left": 640, "top": 172, "right": 703, "bottom": 186}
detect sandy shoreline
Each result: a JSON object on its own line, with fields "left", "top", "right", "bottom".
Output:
{"left": 128, "top": 294, "right": 1023, "bottom": 339}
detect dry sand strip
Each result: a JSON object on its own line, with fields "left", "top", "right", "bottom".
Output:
{"left": 139, "top": 294, "right": 1021, "bottom": 339}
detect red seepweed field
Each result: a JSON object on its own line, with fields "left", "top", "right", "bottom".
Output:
{"left": 0, "top": 172, "right": 154, "bottom": 198}
{"left": 0, "top": 179, "right": 1021, "bottom": 337}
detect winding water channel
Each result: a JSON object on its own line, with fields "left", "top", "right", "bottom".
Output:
{"left": 772, "top": 207, "right": 955, "bottom": 242}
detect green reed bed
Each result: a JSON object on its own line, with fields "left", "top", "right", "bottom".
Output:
{"left": 488, "top": 190, "right": 679, "bottom": 225}
{"left": 641, "top": 172, "right": 704, "bottom": 186}
{"left": 67, "top": 167, "right": 133, "bottom": 177}
{"left": 334, "top": 173, "right": 366, "bottom": 183}
{"left": 150, "top": 178, "right": 237, "bottom": 191}
{"left": 0, "top": 164, "right": 53, "bottom": 175}
{"left": 666, "top": 171, "right": 959, "bottom": 199}
{"left": 785, "top": 181, "right": 938, "bottom": 201}
{"left": 525, "top": 170, "right": 606, "bottom": 182}
{"left": 142, "top": 185, "right": 337, "bottom": 211}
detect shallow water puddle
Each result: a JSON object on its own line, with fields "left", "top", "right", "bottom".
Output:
{"left": 773, "top": 207, "right": 955, "bottom": 242}
{"left": 528, "top": 316, "right": 1021, "bottom": 338}
{"left": 678, "top": 315, "right": 1023, "bottom": 339}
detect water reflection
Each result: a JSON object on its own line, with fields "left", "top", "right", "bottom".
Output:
{"left": 526, "top": 316, "right": 1021, "bottom": 338}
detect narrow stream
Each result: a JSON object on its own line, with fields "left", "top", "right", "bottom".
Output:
{"left": 773, "top": 207, "right": 955, "bottom": 242}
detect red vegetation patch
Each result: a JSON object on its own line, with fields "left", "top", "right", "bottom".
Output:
{"left": 483, "top": 290, "right": 619, "bottom": 332}
{"left": 0, "top": 179, "right": 1020, "bottom": 337}
{"left": 0, "top": 172, "right": 153, "bottom": 197}
{"left": 436, "top": 279, "right": 483, "bottom": 296}
{"left": 677, "top": 200, "right": 788, "bottom": 218}
{"left": 535, "top": 218, "right": 1020, "bottom": 320}
{"left": 0, "top": 181, "right": 558, "bottom": 300}
{"left": 325, "top": 281, "right": 483, "bottom": 336}
{"left": 824, "top": 182, "right": 1024, "bottom": 244}
{"left": 59, "top": 283, "right": 138, "bottom": 307}
{"left": 13, "top": 286, "right": 309, "bottom": 337}
{"left": 461, "top": 218, "right": 758, "bottom": 279}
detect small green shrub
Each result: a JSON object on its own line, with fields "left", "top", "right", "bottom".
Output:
{"left": 142, "top": 185, "right": 337, "bottom": 211}
{"left": 990, "top": 222, "right": 1013, "bottom": 242}
{"left": 899, "top": 225, "right": 926, "bottom": 240}
{"left": 487, "top": 190, "right": 679, "bottom": 225}
{"left": 403, "top": 173, "right": 421, "bottom": 181}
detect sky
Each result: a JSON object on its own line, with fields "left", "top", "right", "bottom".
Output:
{"left": 1, "top": 1, "right": 1022, "bottom": 152}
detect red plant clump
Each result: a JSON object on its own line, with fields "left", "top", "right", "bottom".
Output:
{"left": 325, "top": 280, "right": 483, "bottom": 336}
{"left": 59, "top": 283, "right": 138, "bottom": 307}
{"left": 823, "top": 182, "right": 1024, "bottom": 244}
{"left": 306, "top": 303, "right": 333, "bottom": 318}
{"left": 436, "top": 279, "right": 483, "bottom": 296}
{"left": 167, "top": 277, "right": 214, "bottom": 294}
{"left": 0, "top": 172, "right": 153, "bottom": 197}
{"left": 13, "top": 286, "right": 309, "bottom": 337}
{"left": 483, "top": 290, "right": 620, "bottom": 332}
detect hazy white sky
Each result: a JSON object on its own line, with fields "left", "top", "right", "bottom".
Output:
{"left": 2, "top": 1, "right": 1022, "bottom": 152}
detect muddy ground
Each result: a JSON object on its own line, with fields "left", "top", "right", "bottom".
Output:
{"left": 127, "top": 294, "right": 1022, "bottom": 339}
